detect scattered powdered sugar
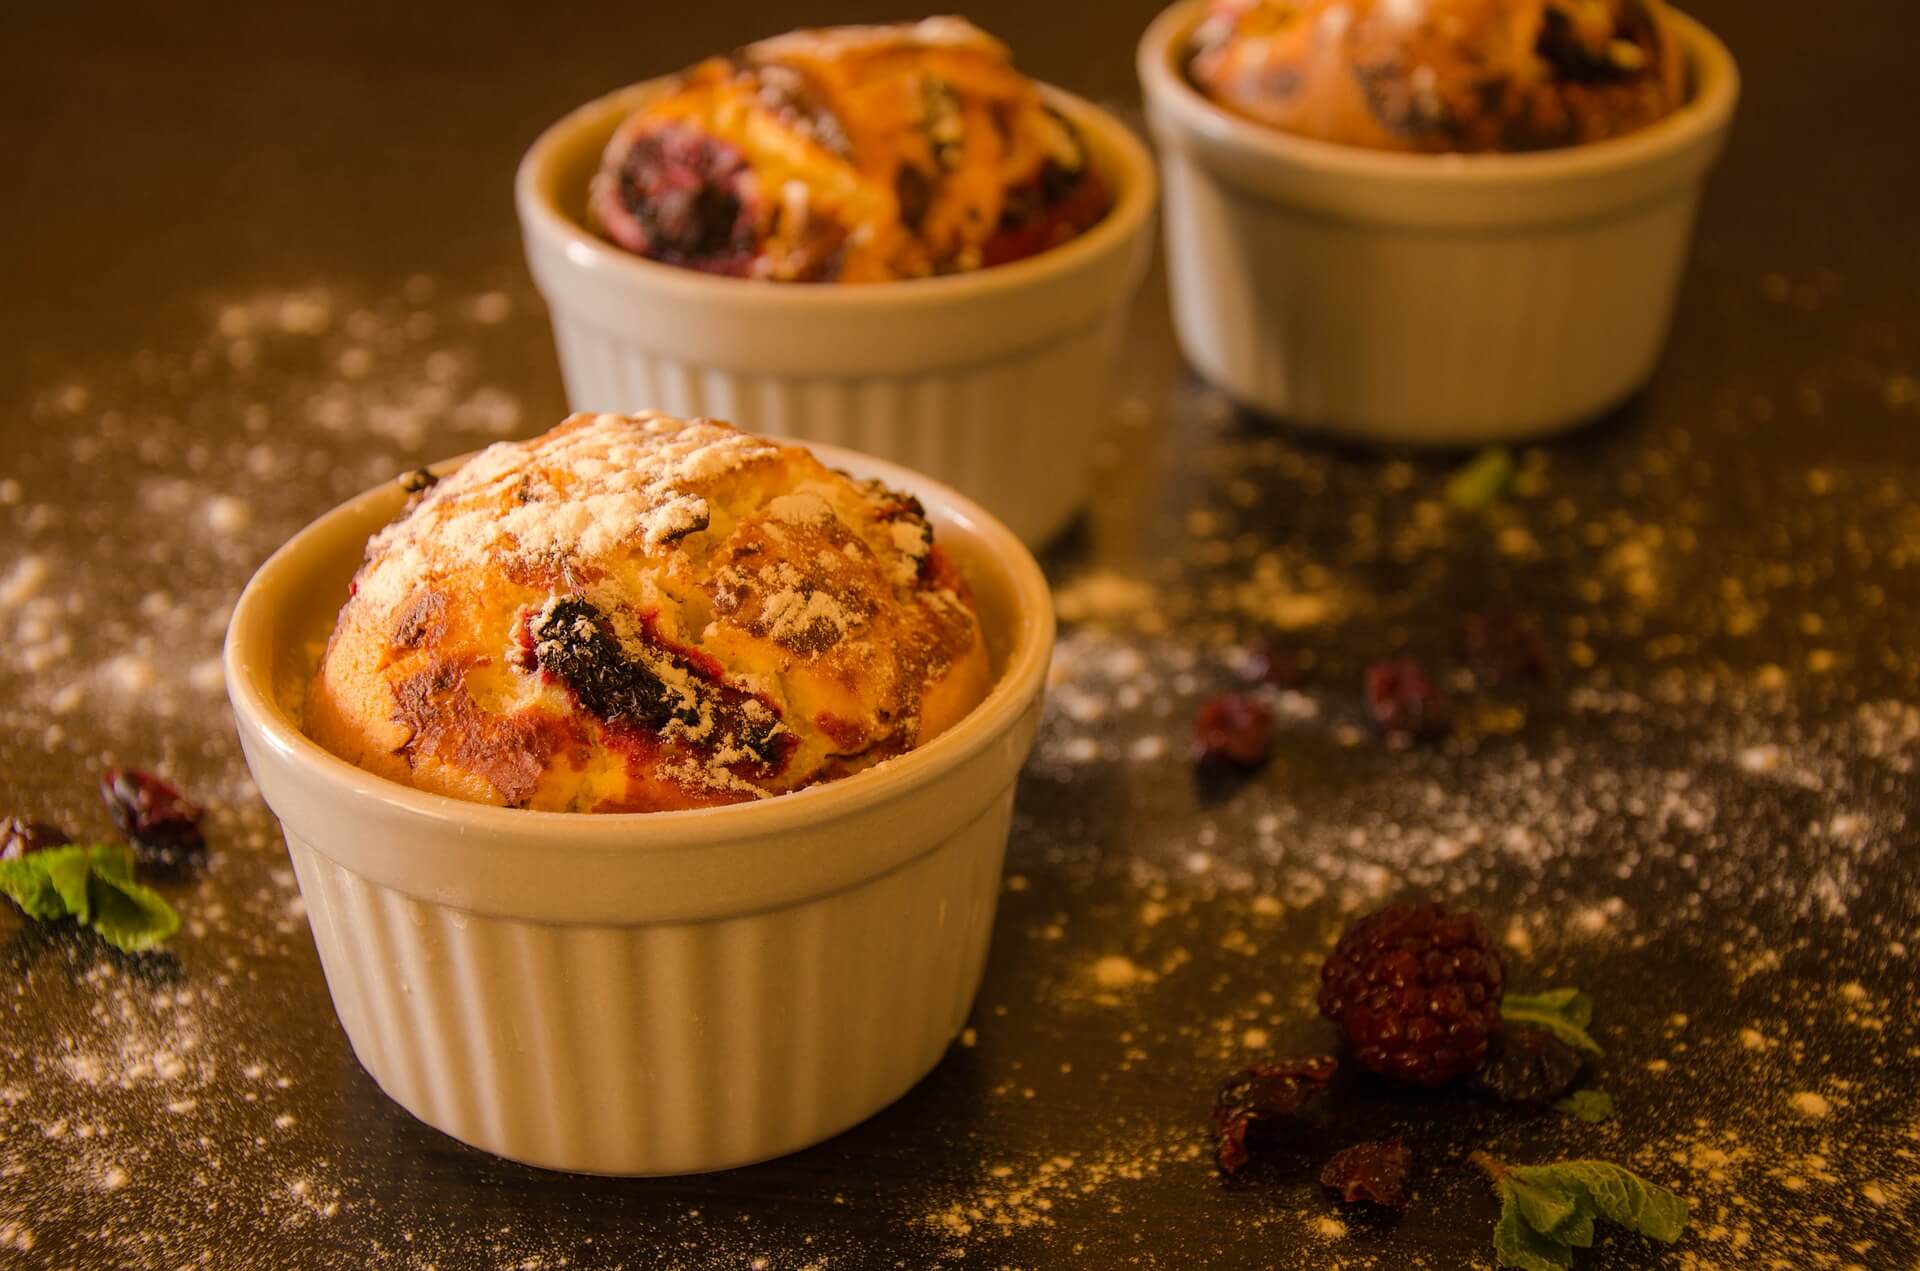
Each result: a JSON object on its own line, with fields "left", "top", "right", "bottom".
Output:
{"left": 757, "top": 582, "right": 858, "bottom": 646}
{"left": 4, "top": 261, "right": 1919, "bottom": 1269}
{"left": 1787, "top": 1091, "right": 1832, "bottom": 1119}
{"left": 0, "top": 278, "right": 530, "bottom": 780}
{"left": 0, "top": 277, "right": 561, "bottom": 1260}
{"left": 353, "top": 412, "right": 782, "bottom": 613}
{"left": 766, "top": 489, "right": 835, "bottom": 525}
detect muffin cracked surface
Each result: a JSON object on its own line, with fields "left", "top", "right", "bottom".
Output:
{"left": 588, "top": 18, "right": 1111, "bottom": 281}
{"left": 306, "top": 412, "right": 992, "bottom": 811}
{"left": 1188, "top": 0, "right": 1687, "bottom": 153}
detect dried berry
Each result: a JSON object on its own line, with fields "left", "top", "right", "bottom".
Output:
{"left": 1319, "top": 901, "right": 1504, "bottom": 1086}
{"left": 606, "top": 125, "right": 760, "bottom": 276}
{"left": 1242, "top": 639, "right": 1303, "bottom": 689}
{"left": 1470, "top": 1023, "right": 1584, "bottom": 1105}
{"left": 397, "top": 467, "right": 439, "bottom": 495}
{"left": 1363, "top": 659, "right": 1451, "bottom": 741}
{"left": 1, "top": 818, "right": 69, "bottom": 862}
{"left": 99, "top": 769, "right": 206, "bottom": 869}
{"left": 1320, "top": 1139, "right": 1412, "bottom": 1208}
{"left": 1212, "top": 1056, "right": 1339, "bottom": 1174}
{"left": 1461, "top": 612, "right": 1549, "bottom": 684}
{"left": 532, "top": 597, "right": 789, "bottom": 770}
{"left": 1192, "top": 693, "right": 1274, "bottom": 770}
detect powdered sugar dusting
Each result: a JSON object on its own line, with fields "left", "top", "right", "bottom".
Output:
{"left": 355, "top": 412, "right": 783, "bottom": 613}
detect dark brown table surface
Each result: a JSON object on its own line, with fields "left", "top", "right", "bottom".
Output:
{"left": 3, "top": 3, "right": 1917, "bottom": 1268}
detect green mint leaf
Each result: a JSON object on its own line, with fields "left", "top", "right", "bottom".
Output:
{"left": 0, "top": 844, "right": 179, "bottom": 953}
{"left": 85, "top": 872, "right": 181, "bottom": 953}
{"left": 1508, "top": 1177, "right": 1582, "bottom": 1242}
{"left": 0, "top": 845, "right": 106, "bottom": 921}
{"left": 1556, "top": 1089, "right": 1616, "bottom": 1123}
{"left": 1446, "top": 446, "right": 1515, "bottom": 509}
{"left": 87, "top": 843, "right": 138, "bottom": 885}
{"left": 1502, "top": 988, "right": 1602, "bottom": 1055}
{"left": 1508, "top": 986, "right": 1593, "bottom": 1028}
{"left": 1511, "top": 1162, "right": 1688, "bottom": 1245}
{"left": 0, "top": 855, "right": 70, "bottom": 921}
{"left": 1494, "top": 1187, "right": 1575, "bottom": 1271}
{"left": 43, "top": 847, "right": 96, "bottom": 920}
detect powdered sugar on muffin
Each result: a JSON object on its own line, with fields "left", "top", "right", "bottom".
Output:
{"left": 306, "top": 412, "right": 991, "bottom": 811}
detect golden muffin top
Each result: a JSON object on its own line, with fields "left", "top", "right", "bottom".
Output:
{"left": 588, "top": 18, "right": 1111, "bottom": 282}
{"left": 305, "top": 413, "right": 993, "bottom": 812}
{"left": 1188, "top": 0, "right": 1686, "bottom": 153}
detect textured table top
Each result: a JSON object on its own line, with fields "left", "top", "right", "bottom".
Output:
{"left": 2, "top": 3, "right": 1917, "bottom": 1268}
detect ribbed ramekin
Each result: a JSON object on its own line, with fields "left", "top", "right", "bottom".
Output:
{"left": 515, "top": 79, "right": 1157, "bottom": 548}
{"left": 1139, "top": 1, "right": 1739, "bottom": 445}
{"left": 224, "top": 444, "right": 1053, "bottom": 1176}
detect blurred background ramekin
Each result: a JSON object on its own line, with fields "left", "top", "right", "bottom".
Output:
{"left": 225, "top": 443, "right": 1054, "bottom": 1176}
{"left": 516, "top": 81, "right": 1158, "bottom": 547}
{"left": 1139, "top": 0, "right": 1739, "bottom": 446}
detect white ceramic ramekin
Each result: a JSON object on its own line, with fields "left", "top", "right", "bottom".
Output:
{"left": 1139, "top": 1, "right": 1739, "bottom": 445}
{"left": 224, "top": 444, "right": 1053, "bottom": 1176}
{"left": 515, "top": 80, "right": 1157, "bottom": 547}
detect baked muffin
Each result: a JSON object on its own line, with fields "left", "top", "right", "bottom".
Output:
{"left": 1188, "top": 0, "right": 1686, "bottom": 153}
{"left": 588, "top": 18, "right": 1111, "bottom": 282}
{"left": 306, "top": 413, "right": 993, "bottom": 812}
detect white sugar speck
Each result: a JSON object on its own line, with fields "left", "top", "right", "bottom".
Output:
{"left": 206, "top": 495, "right": 252, "bottom": 534}
{"left": 1788, "top": 1091, "right": 1830, "bottom": 1118}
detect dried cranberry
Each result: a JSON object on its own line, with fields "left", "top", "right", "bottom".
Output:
{"left": 1469, "top": 1024, "right": 1584, "bottom": 1104}
{"left": 99, "top": 769, "right": 205, "bottom": 868}
{"left": 1242, "top": 640, "right": 1303, "bottom": 689}
{"left": 1320, "top": 1139, "right": 1412, "bottom": 1207}
{"left": 1, "top": 818, "right": 69, "bottom": 862}
{"left": 1192, "top": 693, "right": 1274, "bottom": 770}
{"left": 1460, "top": 612, "right": 1549, "bottom": 684}
{"left": 1212, "top": 1056, "right": 1339, "bottom": 1174}
{"left": 1363, "top": 659, "right": 1451, "bottom": 741}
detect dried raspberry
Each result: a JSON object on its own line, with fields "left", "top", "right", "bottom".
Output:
{"left": 1211, "top": 1056, "right": 1339, "bottom": 1174}
{"left": 1320, "top": 1139, "right": 1412, "bottom": 1207}
{"left": 1363, "top": 659, "right": 1451, "bottom": 741}
{"left": 1192, "top": 693, "right": 1273, "bottom": 770}
{"left": 1318, "top": 902, "right": 1504, "bottom": 1086}
{"left": 1, "top": 818, "right": 69, "bottom": 862}
{"left": 1469, "top": 1023, "right": 1583, "bottom": 1104}
{"left": 99, "top": 769, "right": 205, "bottom": 869}
{"left": 1460, "top": 612, "right": 1549, "bottom": 683}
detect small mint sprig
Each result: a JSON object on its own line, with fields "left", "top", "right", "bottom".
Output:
{"left": 1473, "top": 1152, "right": 1687, "bottom": 1271}
{"left": 0, "top": 843, "right": 180, "bottom": 953}
{"left": 1554, "top": 1090, "right": 1615, "bottom": 1123}
{"left": 1502, "top": 988, "right": 1603, "bottom": 1055}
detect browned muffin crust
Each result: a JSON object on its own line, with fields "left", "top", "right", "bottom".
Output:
{"left": 306, "top": 413, "right": 992, "bottom": 812}
{"left": 1188, "top": 0, "right": 1686, "bottom": 153}
{"left": 588, "top": 18, "right": 1111, "bottom": 281}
